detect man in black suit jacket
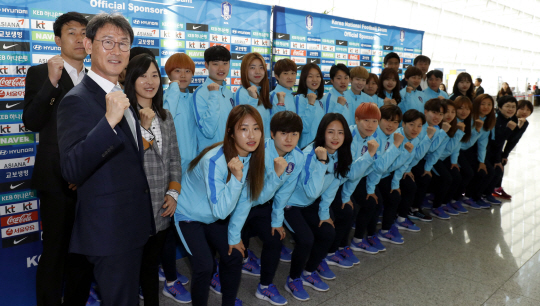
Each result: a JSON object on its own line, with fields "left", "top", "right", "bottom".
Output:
{"left": 57, "top": 13, "right": 154, "bottom": 306}
{"left": 475, "top": 78, "right": 485, "bottom": 96}
{"left": 23, "top": 12, "right": 92, "bottom": 306}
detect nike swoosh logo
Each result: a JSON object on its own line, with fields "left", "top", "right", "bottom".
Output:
{"left": 3, "top": 44, "right": 18, "bottom": 50}
{"left": 193, "top": 25, "right": 201, "bottom": 29}
{"left": 339, "top": 42, "right": 343, "bottom": 44}
{"left": 237, "top": 55, "right": 244, "bottom": 59}
{"left": 278, "top": 35, "right": 284, "bottom": 38}
{"left": 311, "top": 60, "right": 317, "bottom": 63}
{"left": 10, "top": 182, "right": 24, "bottom": 189}
{"left": 14, "top": 237, "right": 27, "bottom": 244}
{"left": 6, "top": 102, "right": 21, "bottom": 109}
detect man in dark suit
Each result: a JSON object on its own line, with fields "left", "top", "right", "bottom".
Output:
{"left": 57, "top": 13, "right": 155, "bottom": 306}
{"left": 475, "top": 78, "right": 485, "bottom": 96}
{"left": 23, "top": 12, "right": 93, "bottom": 306}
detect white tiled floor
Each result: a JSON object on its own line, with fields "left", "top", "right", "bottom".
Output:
{"left": 154, "top": 107, "right": 540, "bottom": 306}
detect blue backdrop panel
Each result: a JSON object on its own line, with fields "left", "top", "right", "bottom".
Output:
{"left": 0, "top": 1, "right": 271, "bottom": 305}
{"left": 271, "top": 6, "right": 424, "bottom": 91}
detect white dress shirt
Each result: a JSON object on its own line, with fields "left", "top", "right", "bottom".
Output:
{"left": 63, "top": 60, "right": 85, "bottom": 86}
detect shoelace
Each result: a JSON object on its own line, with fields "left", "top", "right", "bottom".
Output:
{"left": 170, "top": 282, "right": 187, "bottom": 294}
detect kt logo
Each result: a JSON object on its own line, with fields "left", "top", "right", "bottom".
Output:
{"left": 16, "top": 66, "right": 26, "bottom": 75}
{"left": 0, "top": 66, "right": 7, "bottom": 74}
{"left": 4, "top": 205, "right": 15, "bottom": 214}
{"left": 0, "top": 125, "right": 11, "bottom": 133}
{"left": 23, "top": 202, "right": 33, "bottom": 211}
{"left": 35, "top": 21, "right": 45, "bottom": 29}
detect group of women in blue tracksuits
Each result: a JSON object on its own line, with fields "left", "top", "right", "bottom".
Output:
{"left": 160, "top": 46, "right": 532, "bottom": 306}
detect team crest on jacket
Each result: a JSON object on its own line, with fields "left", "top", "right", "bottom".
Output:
{"left": 319, "top": 101, "right": 324, "bottom": 109}
{"left": 334, "top": 162, "right": 338, "bottom": 171}
{"left": 222, "top": 2, "right": 232, "bottom": 20}
{"left": 286, "top": 162, "right": 295, "bottom": 174}
{"left": 230, "top": 98, "right": 235, "bottom": 107}
{"left": 418, "top": 96, "right": 423, "bottom": 103}
{"left": 306, "top": 15, "right": 313, "bottom": 30}
{"left": 360, "top": 145, "right": 368, "bottom": 156}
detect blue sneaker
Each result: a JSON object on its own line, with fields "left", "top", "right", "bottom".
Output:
{"left": 450, "top": 201, "right": 468, "bottom": 214}
{"left": 209, "top": 272, "right": 221, "bottom": 295}
{"left": 284, "top": 276, "right": 309, "bottom": 301}
{"left": 350, "top": 238, "right": 379, "bottom": 254}
{"left": 89, "top": 284, "right": 100, "bottom": 301}
{"left": 301, "top": 271, "right": 329, "bottom": 292}
{"left": 390, "top": 224, "right": 403, "bottom": 240}
{"left": 316, "top": 259, "right": 336, "bottom": 280}
{"left": 255, "top": 283, "right": 287, "bottom": 305}
{"left": 483, "top": 194, "right": 502, "bottom": 205}
{"left": 280, "top": 245, "right": 292, "bottom": 263}
{"left": 247, "top": 249, "right": 261, "bottom": 265}
{"left": 367, "top": 235, "right": 386, "bottom": 252}
{"left": 476, "top": 198, "right": 492, "bottom": 209}
{"left": 442, "top": 204, "right": 459, "bottom": 216}
{"left": 139, "top": 286, "right": 144, "bottom": 300}
{"left": 242, "top": 255, "right": 261, "bottom": 276}
{"left": 86, "top": 295, "right": 100, "bottom": 306}
{"left": 461, "top": 198, "right": 482, "bottom": 210}
{"left": 338, "top": 246, "right": 360, "bottom": 265}
{"left": 395, "top": 218, "right": 420, "bottom": 232}
{"left": 235, "top": 298, "right": 243, "bottom": 306}
{"left": 325, "top": 251, "right": 354, "bottom": 268}
{"left": 163, "top": 280, "right": 192, "bottom": 303}
{"left": 158, "top": 266, "right": 166, "bottom": 281}
{"left": 377, "top": 230, "right": 404, "bottom": 244}
{"left": 422, "top": 197, "right": 432, "bottom": 209}
{"left": 159, "top": 266, "right": 189, "bottom": 285}
{"left": 430, "top": 207, "right": 450, "bottom": 220}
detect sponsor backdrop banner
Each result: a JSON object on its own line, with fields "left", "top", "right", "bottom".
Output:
{"left": 0, "top": 0, "right": 271, "bottom": 305}
{"left": 271, "top": 6, "right": 424, "bottom": 91}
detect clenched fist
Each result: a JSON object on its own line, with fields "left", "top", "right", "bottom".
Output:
{"left": 442, "top": 122, "right": 451, "bottom": 133}
{"left": 518, "top": 118, "right": 526, "bottom": 128}
{"left": 406, "top": 86, "right": 413, "bottom": 93}
{"left": 337, "top": 96, "right": 347, "bottom": 106}
{"left": 457, "top": 122, "right": 466, "bottom": 131}
{"left": 207, "top": 83, "right": 220, "bottom": 92}
{"left": 276, "top": 92, "right": 286, "bottom": 106}
{"left": 474, "top": 119, "right": 484, "bottom": 132}
{"left": 139, "top": 108, "right": 155, "bottom": 130}
{"left": 507, "top": 120, "right": 517, "bottom": 131}
{"left": 383, "top": 97, "right": 397, "bottom": 105}
{"left": 247, "top": 85, "right": 258, "bottom": 99}
{"left": 393, "top": 133, "right": 404, "bottom": 148}
{"left": 307, "top": 93, "right": 317, "bottom": 106}
{"left": 315, "top": 146, "right": 327, "bottom": 162}
{"left": 426, "top": 126, "right": 436, "bottom": 139}
{"left": 274, "top": 157, "right": 288, "bottom": 177}
{"left": 105, "top": 91, "right": 130, "bottom": 128}
{"left": 404, "top": 142, "right": 414, "bottom": 153}
{"left": 48, "top": 55, "right": 64, "bottom": 87}
{"left": 228, "top": 157, "right": 244, "bottom": 182}
{"left": 367, "top": 139, "right": 379, "bottom": 157}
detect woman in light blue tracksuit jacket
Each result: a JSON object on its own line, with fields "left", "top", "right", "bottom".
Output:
{"left": 174, "top": 105, "right": 265, "bottom": 306}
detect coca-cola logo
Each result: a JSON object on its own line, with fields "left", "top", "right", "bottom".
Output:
{"left": 0, "top": 77, "right": 25, "bottom": 87}
{"left": 291, "top": 50, "right": 306, "bottom": 56}
{"left": 7, "top": 213, "right": 33, "bottom": 225}
{"left": 1, "top": 211, "right": 38, "bottom": 227}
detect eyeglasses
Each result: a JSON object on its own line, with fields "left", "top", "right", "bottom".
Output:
{"left": 94, "top": 39, "right": 131, "bottom": 52}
